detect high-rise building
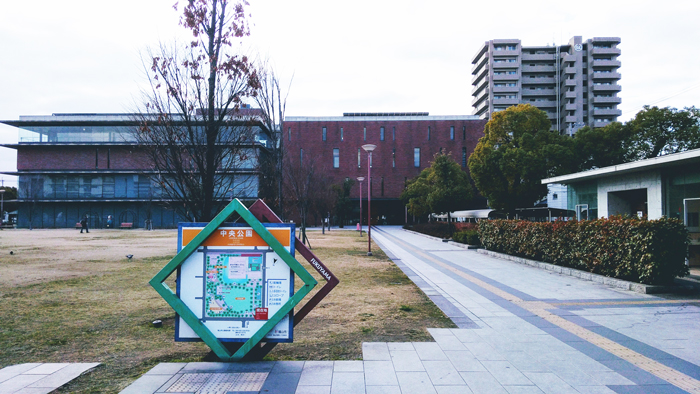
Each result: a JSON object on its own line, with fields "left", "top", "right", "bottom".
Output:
{"left": 471, "top": 36, "right": 621, "bottom": 135}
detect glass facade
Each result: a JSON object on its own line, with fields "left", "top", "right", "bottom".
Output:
{"left": 567, "top": 180, "right": 598, "bottom": 219}
{"left": 664, "top": 168, "right": 700, "bottom": 221}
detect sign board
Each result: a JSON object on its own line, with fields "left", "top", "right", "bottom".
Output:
{"left": 150, "top": 199, "right": 317, "bottom": 361}
{"left": 175, "top": 223, "right": 295, "bottom": 343}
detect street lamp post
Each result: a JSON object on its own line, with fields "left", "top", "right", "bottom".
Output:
{"left": 356, "top": 177, "right": 364, "bottom": 236}
{"left": 0, "top": 189, "right": 4, "bottom": 226}
{"left": 362, "top": 144, "right": 376, "bottom": 256}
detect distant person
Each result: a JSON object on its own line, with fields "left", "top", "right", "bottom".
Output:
{"left": 106, "top": 215, "right": 113, "bottom": 229}
{"left": 80, "top": 215, "right": 89, "bottom": 233}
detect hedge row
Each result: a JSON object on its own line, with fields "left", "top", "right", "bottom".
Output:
{"left": 478, "top": 217, "right": 689, "bottom": 285}
{"left": 453, "top": 229, "right": 481, "bottom": 246}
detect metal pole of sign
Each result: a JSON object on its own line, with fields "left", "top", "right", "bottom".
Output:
{"left": 357, "top": 177, "right": 364, "bottom": 237}
{"left": 362, "top": 144, "right": 376, "bottom": 256}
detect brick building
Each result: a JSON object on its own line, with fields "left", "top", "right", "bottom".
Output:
{"left": 283, "top": 113, "right": 488, "bottom": 224}
{"left": 0, "top": 113, "right": 265, "bottom": 228}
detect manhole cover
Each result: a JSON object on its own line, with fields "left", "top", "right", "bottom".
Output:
{"left": 165, "top": 372, "right": 268, "bottom": 393}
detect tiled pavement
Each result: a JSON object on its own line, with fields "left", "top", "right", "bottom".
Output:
{"left": 0, "top": 363, "right": 99, "bottom": 394}
{"left": 116, "top": 225, "right": 699, "bottom": 393}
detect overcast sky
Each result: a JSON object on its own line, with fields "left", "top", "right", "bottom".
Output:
{"left": 1, "top": 0, "right": 699, "bottom": 188}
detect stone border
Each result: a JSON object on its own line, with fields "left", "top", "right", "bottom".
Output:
{"left": 476, "top": 248, "right": 691, "bottom": 294}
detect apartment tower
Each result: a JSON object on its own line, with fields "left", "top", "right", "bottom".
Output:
{"left": 471, "top": 36, "right": 621, "bottom": 135}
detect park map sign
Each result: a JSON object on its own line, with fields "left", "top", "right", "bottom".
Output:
{"left": 176, "top": 224, "right": 295, "bottom": 342}
{"left": 150, "top": 199, "right": 319, "bottom": 361}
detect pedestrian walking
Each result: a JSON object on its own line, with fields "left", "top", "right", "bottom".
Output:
{"left": 80, "top": 215, "right": 89, "bottom": 233}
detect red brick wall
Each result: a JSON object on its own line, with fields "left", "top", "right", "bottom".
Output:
{"left": 17, "top": 146, "right": 152, "bottom": 170}
{"left": 283, "top": 117, "right": 487, "bottom": 199}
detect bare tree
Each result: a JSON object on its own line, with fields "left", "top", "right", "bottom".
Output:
{"left": 133, "top": 0, "right": 260, "bottom": 222}
{"left": 283, "top": 155, "right": 330, "bottom": 247}
{"left": 253, "top": 58, "right": 292, "bottom": 218}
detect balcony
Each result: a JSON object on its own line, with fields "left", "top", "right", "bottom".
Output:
{"left": 493, "top": 61, "right": 518, "bottom": 68}
{"left": 474, "top": 99, "right": 490, "bottom": 113}
{"left": 521, "top": 53, "right": 556, "bottom": 61}
{"left": 528, "top": 100, "right": 557, "bottom": 108}
{"left": 493, "top": 73, "right": 519, "bottom": 81}
{"left": 565, "top": 103, "right": 578, "bottom": 111}
{"left": 591, "top": 72, "right": 621, "bottom": 80}
{"left": 565, "top": 79, "right": 577, "bottom": 87}
{"left": 564, "top": 67, "right": 577, "bottom": 74}
{"left": 522, "top": 77, "right": 556, "bottom": 85}
{"left": 522, "top": 65, "right": 555, "bottom": 73}
{"left": 472, "top": 93, "right": 488, "bottom": 106}
{"left": 592, "top": 59, "right": 621, "bottom": 68}
{"left": 591, "top": 47, "right": 621, "bottom": 56}
{"left": 565, "top": 91, "right": 577, "bottom": 99}
{"left": 592, "top": 108, "right": 622, "bottom": 117}
{"left": 472, "top": 56, "right": 489, "bottom": 75}
{"left": 471, "top": 67, "right": 489, "bottom": 85}
{"left": 593, "top": 84, "right": 622, "bottom": 92}
{"left": 565, "top": 115, "right": 580, "bottom": 123}
{"left": 593, "top": 96, "right": 621, "bottom": 104}
{"left": 522, "top": 88, "right": 555, "bottom": 96}
{"left": 493, "top": 98, "right": 520, "bottom": 106}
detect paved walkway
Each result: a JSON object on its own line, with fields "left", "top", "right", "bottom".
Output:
{"left": 120, "top": 226, "right": 700, "bottom": 394}
{"left": 0, "top": 363, "right": 99, "bottom": 394}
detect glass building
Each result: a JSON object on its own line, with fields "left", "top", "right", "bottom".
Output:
{"left": 543, "top": 148, "right": 700, "bottom": 266}
{"left": 1, "top": 113, "right": 266, "bottom": 228}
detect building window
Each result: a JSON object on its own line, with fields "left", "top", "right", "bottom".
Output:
{"left": 288, "top": 127, "right": 291, "bottom": 141}
{"left": 462, "top": 147, "right": 467, "bottom": 167}
{"left": 414, "top": 148, "right": 420, "bottom": 167}
{"left": 380, "top": 127, "right": 385, "bottom": 141}
{"left": 363, "top": 127, "right": 366, "bottom": 141}
{"left": 333, "top": 148, "right": 339, "bottom": 168}
{"left": 322, "top": 127, "right": 327, "bottom": 141}
{"left": 300, "top": 148, "right": 303, "bottom": 165}
{"left": 358, "top": 148, "right": 361, "bottom": 168}
{"left": 462, "top": 126, "right": 466, "bottom": 140}
{"left": 552, "top": 193, "right": 558, "bottom": 200}
{"left": 392, "top": 126, "right": 396, "bottom": 141}
{"left": 450, "top": 126, "right": 455, "bottom": 140}
{"left": 427, "top": 126, "right": 431, "bottom": 141}
{"left": 95, "top": 148, "right": 99, "bottom": 169}
{"left": 340, "top": 127, "right": 343, "bottom": 141}
{"left": 381, "top": 177, "right": 384, "bottom": 197}
{"left": 392, "top": 148, "right": 396, "bottom": 168}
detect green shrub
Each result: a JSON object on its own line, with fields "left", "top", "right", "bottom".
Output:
{"left": 454, "top": 229, "right": 481, "bottom": 245}
{"left": 404, "top": 222, "right": 454, "bottom": 238}
{"left": 478, "top": 217, "right": 689, "bottom": 285}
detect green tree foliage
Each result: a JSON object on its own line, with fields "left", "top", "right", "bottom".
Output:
{"left": 572, "top": 122, "right": 632, "bottom": 170}
{"left": 401, "top": 153, "right": 474, "bottom": 224}
{"left": 468, "top": 104, "right": 575, "bottom": 213}
{"left": 626, "top": 105, "right": 700, "bottom": 160}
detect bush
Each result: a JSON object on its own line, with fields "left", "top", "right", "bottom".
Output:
{"left": 454, "top": 229, "right": 480, "bottom": 245}
{"left": 403, "top": 222, "right": 454, "bottom": 238}
{"left": 478, "top": 217, "right": 689, "bottom": 285}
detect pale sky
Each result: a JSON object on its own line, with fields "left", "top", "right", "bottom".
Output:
{"left": 1, "top": 0, "right": 699, "bottom": 188}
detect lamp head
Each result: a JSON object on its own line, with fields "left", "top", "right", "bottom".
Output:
{"left": 362, "top": 144, "right": 377, "bottom": 153}
{"left": 357, "top": 177, "right": 365, "bottom": 182}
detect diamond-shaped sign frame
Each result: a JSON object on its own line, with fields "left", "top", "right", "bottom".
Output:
{"left": 149, "top": 198, "right": 318, "bottom": 361}
{"left": 248, "top": 200, "right": 340, "bottom": 359}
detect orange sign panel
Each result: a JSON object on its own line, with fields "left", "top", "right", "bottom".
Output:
{"left": 182, "top": 227, "right": 292, "bottom": 248}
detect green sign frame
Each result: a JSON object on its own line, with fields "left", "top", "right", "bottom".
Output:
{"left": 149, "top": 198, "right": 318, "bottom": 361}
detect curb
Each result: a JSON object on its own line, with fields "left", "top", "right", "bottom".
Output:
{"left": 476, "top": 249, "right": 694, "bottom": 295}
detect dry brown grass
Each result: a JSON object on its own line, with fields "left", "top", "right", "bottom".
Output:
{"left": 0, "top": 228, "right": 454, "bottom": 393}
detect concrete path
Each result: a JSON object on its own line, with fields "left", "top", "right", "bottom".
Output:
{"left": 0, "top": 363, "right": 99, "bottom": 394}
{"left": 120, "top": 226, "right": 700, "bottom": 394}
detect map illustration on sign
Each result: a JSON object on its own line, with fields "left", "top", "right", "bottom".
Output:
{"left": 204, "top": 250, "right": 264, "bottom": 320}
{"left": 175, "top": 223, "right": 295, "bottom": 343}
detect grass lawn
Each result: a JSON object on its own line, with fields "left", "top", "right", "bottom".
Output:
{"left": 0, "top": 228, "right": 454, "bottom": 393}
